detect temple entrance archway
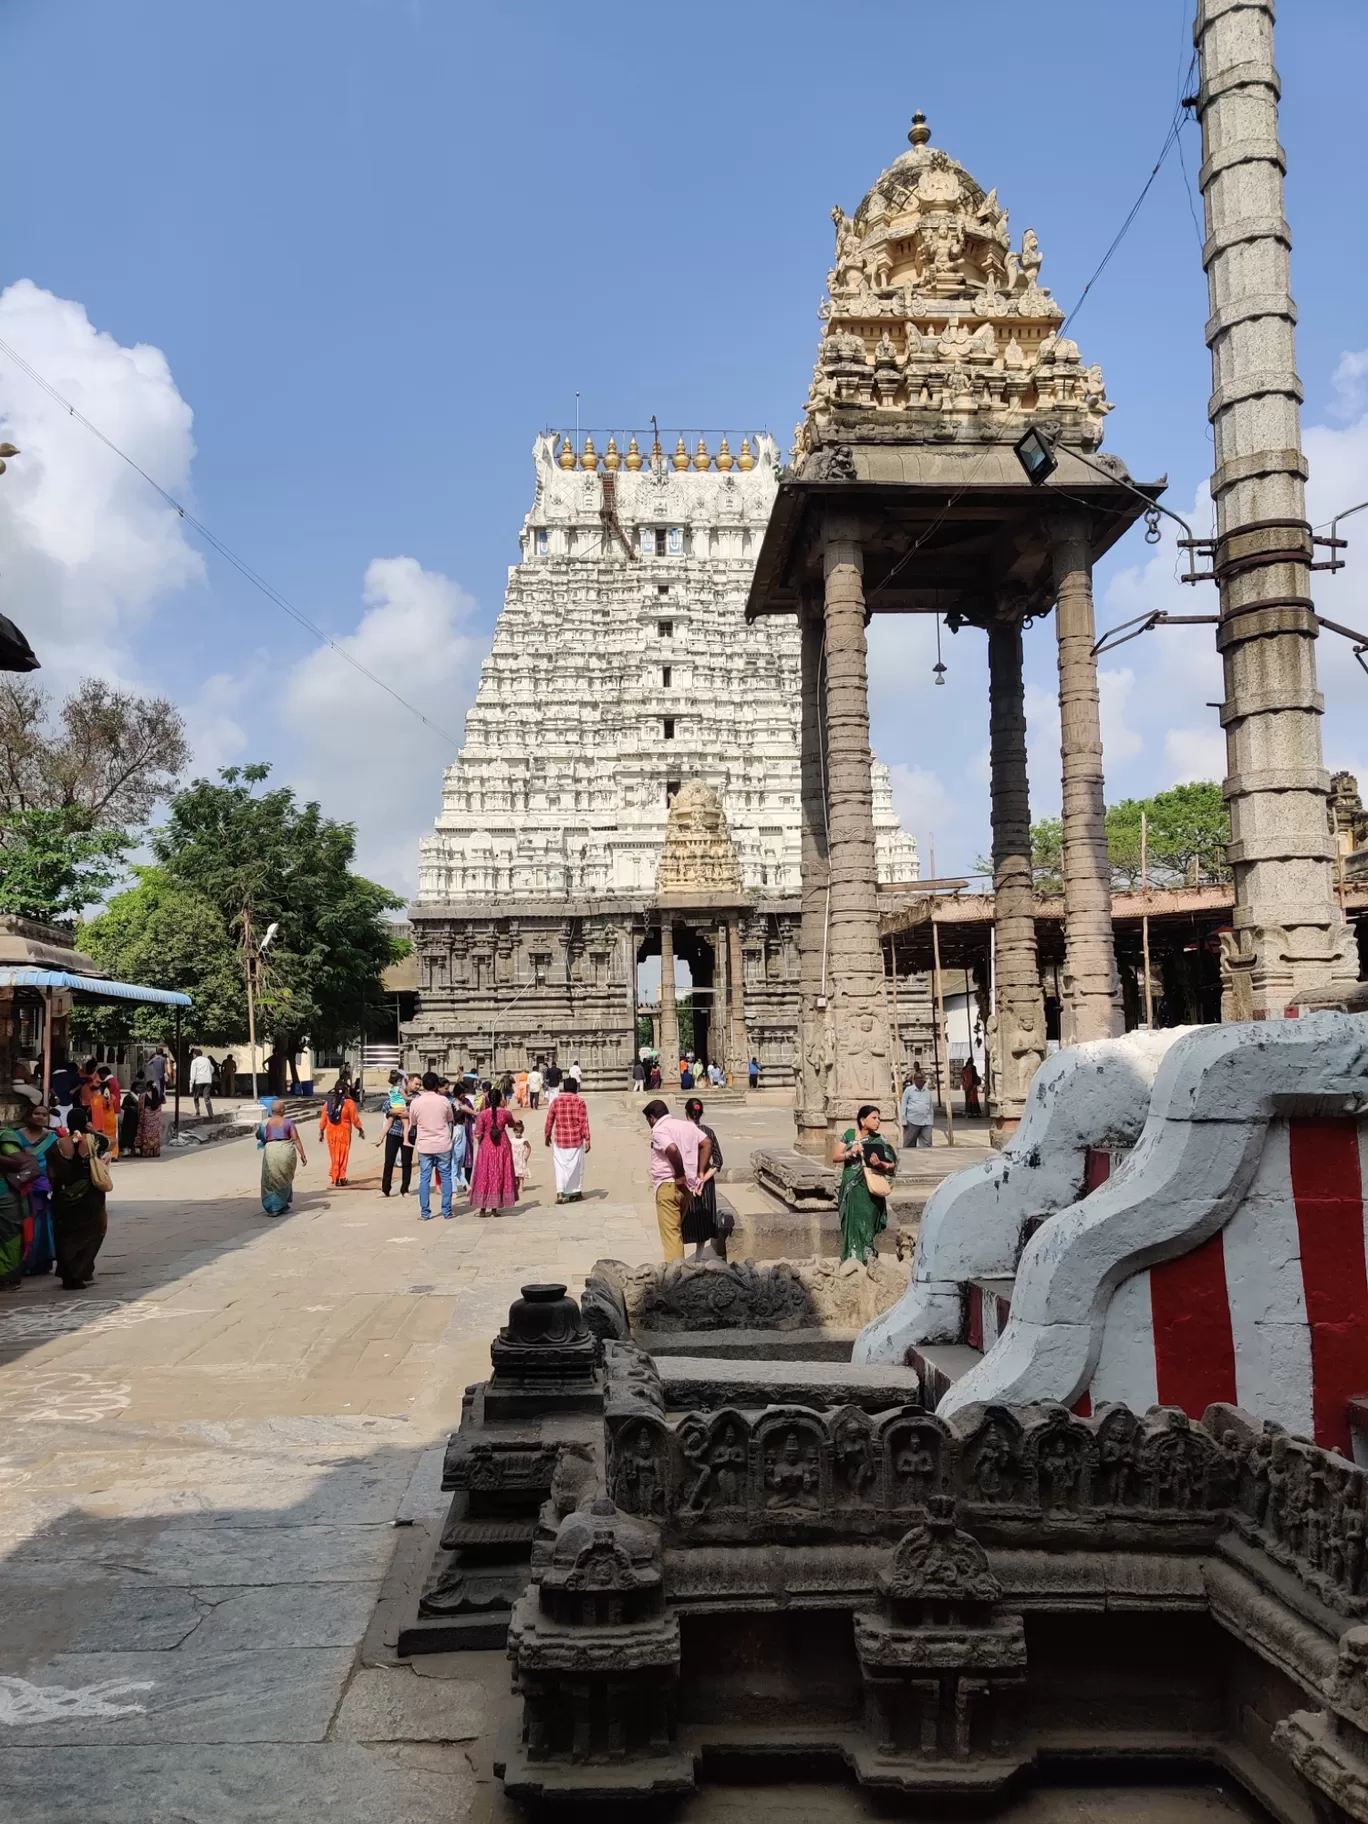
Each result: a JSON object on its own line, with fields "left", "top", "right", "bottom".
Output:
{"left": 636, "top": 920, "right": 719, "bottom": 1064}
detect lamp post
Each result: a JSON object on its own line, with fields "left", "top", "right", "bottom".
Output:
{"left": 244, "top": 919, "right": 279, "bottom": 1106}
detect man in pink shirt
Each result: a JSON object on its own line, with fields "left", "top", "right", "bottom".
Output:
{"left": 409, "top": 1071, "right": 455, "bottom": 1220}
{"left": 643, "top": 1098, "right": 710, "bottom": 1263}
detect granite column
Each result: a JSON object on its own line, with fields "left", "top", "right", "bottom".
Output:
{"left": 821, "top": 518, "right": 894, "bottom": 1139}
{"left": 658, "top": 916, "right": 679, "bottom": 1079}
{"left": 1052, "top": 517, "right": 1123, "bottom": 1042}
{"left": 1196, "top": 0, "right": 1356, "bottom": 1013}
{"left": 986, "top": 606, "right": 1046, "bottom": 1140}
{"left": 795, "top": 596, "right": 832, "bottom": 1152}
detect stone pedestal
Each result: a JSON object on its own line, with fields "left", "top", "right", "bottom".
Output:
{"left": 1052, "top": 518, "right": 1122, "bottom": 1043}
{"left": 399, "top": 1283, "right": 604, "bottom": 1657}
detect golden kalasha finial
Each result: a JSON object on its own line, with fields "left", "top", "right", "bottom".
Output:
{"left": 693, "top": 437, "right": 712, "bottom": 471}
{"left": 603, "top": 435, "right": 621, "bottom": 472}
{"left": 908, "top": 110, "right": 931, "bottom": 147}
{"left": 672, "top": 436, "right": 690, "bottom": 471}
{"left": 624, "top": 435, "right": 644, "bottom": 471}
{"left": 736, "top": 437, "right": 755, "bottom": 471}
{"left": 580, "top": 435, "right": 598, "bottom": 470}
{"left": 715, "top": 435, "right": 734, "bottom": 471}
{"left": 557, "top": 433, "right": 576, "bottom": 470}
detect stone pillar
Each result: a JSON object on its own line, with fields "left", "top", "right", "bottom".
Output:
{"left": 715, "top": 920, "right": 729, "bottom": 1074}
{"left": 795, "top": 597, "right": 832, "bottom": 1152}
{"left": 727, "top": 917, "right": 749, "bottom": 1081}
{"left": 658, "top": 916, "right": 679, "bottom": 1078}
{"left": 1195, "top": 0, "right": 1356, "bottom": 1014}
{"left": 986, "top": 608, "right": 1047, "bottom": 1141}
{"left": 821, "top": 518, "right": 894, "bottom": 1138}
{"left": 1052, "top": 517, "right": 1123, "bottom": 1042}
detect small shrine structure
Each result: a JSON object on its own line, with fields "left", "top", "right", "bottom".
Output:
{"left": 747, "top": 113, "right": 1161, "bottom": 1146}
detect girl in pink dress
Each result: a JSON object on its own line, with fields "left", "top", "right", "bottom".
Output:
{"left": 469, "top": 1086, "right": 518, "bottom": 1216}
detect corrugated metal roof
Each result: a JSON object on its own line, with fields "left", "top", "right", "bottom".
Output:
{"left": 0, "top": 968, "right": 192, "bottom": 1008}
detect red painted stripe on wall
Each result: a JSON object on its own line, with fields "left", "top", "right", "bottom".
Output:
{"left": 1150, "top": 1232, "right": 1238, "bottom": 1417}
{"left": 1290, "top": 1118, "right": 1368, "bottom": 1453}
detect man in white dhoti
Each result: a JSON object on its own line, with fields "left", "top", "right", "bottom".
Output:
{"left": 543, "top": 1081, "right": 591, "bottom": 1204}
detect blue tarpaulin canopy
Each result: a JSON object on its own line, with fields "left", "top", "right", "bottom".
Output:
{"left": 0, "top": 968, "right": 191, "bottom": 1007}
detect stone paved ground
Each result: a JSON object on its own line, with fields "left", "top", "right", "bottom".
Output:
{"left": 0, "top": 1093, "right": 1253, "bottom": 1821}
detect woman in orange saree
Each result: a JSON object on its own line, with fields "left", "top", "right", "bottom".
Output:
{"left": 318, "top": 1082, "right": 363, "bottom": 1185}
{"left": 92, "top": 1066, "right": 121, "bottom": 1161}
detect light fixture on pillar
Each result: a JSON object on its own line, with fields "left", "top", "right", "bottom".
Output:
{"left": 1013, "top": 425, "right": 1057, "bottom": 486}
{"left": 933, "top": 612, "right": 947, "bottom": 686}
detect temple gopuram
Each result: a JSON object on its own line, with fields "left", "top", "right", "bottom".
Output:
{"left": 406, "top": 430, "right": 922, "bottom": 1086}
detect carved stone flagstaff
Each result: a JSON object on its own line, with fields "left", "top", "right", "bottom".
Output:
{"left": 1194, "top": 0, "right": 1358, "bottom": 1014}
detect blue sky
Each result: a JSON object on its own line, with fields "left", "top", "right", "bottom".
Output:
{"left": 3, "top": 0, "right": 1367, "bottom": 892}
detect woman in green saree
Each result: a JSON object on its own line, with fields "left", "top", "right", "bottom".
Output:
{"left": 833, "top": 1103, "right": 897, "bottom": 1263}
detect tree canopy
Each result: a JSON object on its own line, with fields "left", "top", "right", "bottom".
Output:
{"left": 155, "top": 764, "right": 404, "bottom": 1050}
{"left": 0, "top": 678, "right": 190, "bottom": 923}
{"left": 78, "top": 766, "right": 406, "bottom": 1053}
{"left": 75, "top": 867, "right": 246, "bottom": 1044}
{"left": 1017, "top": 783, "right": 1230, "bottom": 894}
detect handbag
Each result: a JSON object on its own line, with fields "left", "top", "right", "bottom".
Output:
{"left": 88, "top": 1143, "right": 114, "bottom": 1193}
{"left": 858, "top": 1141, "right": 891, "bottom": 1201}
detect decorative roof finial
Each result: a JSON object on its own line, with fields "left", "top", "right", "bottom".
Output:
{"left": 909, "top": 110, "right": 931, "bottom": 147}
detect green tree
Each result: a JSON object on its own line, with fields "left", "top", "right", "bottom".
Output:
{"left": 1030, "top": 819, "right": 1064, "bottom": 894}
{"left": 1106, "top": 782, "right": 1230, "bottom": 888}
{"left": 0, "top": 809, "right": 131, "bottom": 919}
{"left": 152, "top": 764, "right": 405, "bottom": 1064}
{"left": 0, "top": 678, "right": 191, "bottom": 922}
{"left": 74, "top": 867, "right": 247, "bottom": 1044}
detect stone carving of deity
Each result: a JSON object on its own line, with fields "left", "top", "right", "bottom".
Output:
{"left": 765, "top": 1429, "right": 820, "bottom": 1509}
{"left": 1020, "top": 228, "right": 1042, "bottom": 285}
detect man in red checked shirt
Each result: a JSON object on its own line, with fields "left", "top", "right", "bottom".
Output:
{"left": 543, "top": 1078, "right": 591, "bottom": 1204}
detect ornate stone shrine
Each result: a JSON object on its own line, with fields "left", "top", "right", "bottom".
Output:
{"left": 395, "top": 1276, "right": 1368, "bottom": 1819}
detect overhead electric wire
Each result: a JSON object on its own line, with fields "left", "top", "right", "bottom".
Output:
{"left": 1059, "top": 48, "right": 1199, "bottom": 335}
{"left": 0, "top": 332, "right": 461, "bottom": 748}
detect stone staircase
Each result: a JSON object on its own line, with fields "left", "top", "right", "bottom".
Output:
{"left": 853, "top": 1030, "right": 1190, "bottom": 1410}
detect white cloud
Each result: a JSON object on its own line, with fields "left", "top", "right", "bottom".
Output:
{"left": 1329, "top": 349, "right": 1368, "bottom": 422}
{"left": 0, "top": 280, "right": 202, "bottom": 688}
{"left": 1165, "top": 726, "right": 1227, "bottom": 782}
{"left": 886, "top": 761, "right": 952, "bottom": 857}
{"left": 283, "top": 556, "right": 483, "bottom": 894}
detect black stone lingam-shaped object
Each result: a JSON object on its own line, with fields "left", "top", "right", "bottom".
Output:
{"left": 486, "top": 1281, "right": 603, "bottom": 1418}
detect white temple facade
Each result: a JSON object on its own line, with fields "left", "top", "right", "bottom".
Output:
{"left": 405, "top": 429, "right": 923, "bottom": 1088}
{"left": 415, "top": 432, "right": 918, "bottom": 907}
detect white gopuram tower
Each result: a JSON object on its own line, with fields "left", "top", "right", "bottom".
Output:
{"left": 408, "top": 429, "right": 921, "bottom": 1087}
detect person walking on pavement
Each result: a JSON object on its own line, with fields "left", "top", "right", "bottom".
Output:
{"left": 748, "top": 1055, "right": 760, "bottom": 1091}
{"left": 961, "top": 1058, "right": 982, "bottom": 1118}
{"left": 642, "top": 1098, "right": 709, "bottom": 1264}
{"left": 544, "top": 1077, "right": 590, "bottom": 1203}
{"left": 188, "top": 1049, "right": 214, "bottom": 1117}
{"left": 319, "top": 1079, "right": 364, "bottom": 1185}
{"left": 378, "top": 1069, "right": 413, "bottom": 1197}
{"left": 526, "top": 1063, "right": 543, "bottom": 1110}
{"left": 409, "top": 1072, "right": 454, "bottom": 1220}
{"left": 900, "top": 1066, "right": 934, "bottom": 1149}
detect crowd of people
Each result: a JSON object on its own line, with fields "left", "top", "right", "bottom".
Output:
{"left": 265, "top": 1060, "right": 594, "bottom": 1222}
{"left": 0, "top": 1051, "right": 174, "bottom": 1296}
{"left": 630, "top": 1053, "right": 762, "bottom": 1093}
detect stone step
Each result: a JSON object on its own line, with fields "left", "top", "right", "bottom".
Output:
{"left": 966, "top": 1275, "right": 1015, "bottom": 1352}
{"left": 905, "top": 1342, "right": 983, "bottom": 1409}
